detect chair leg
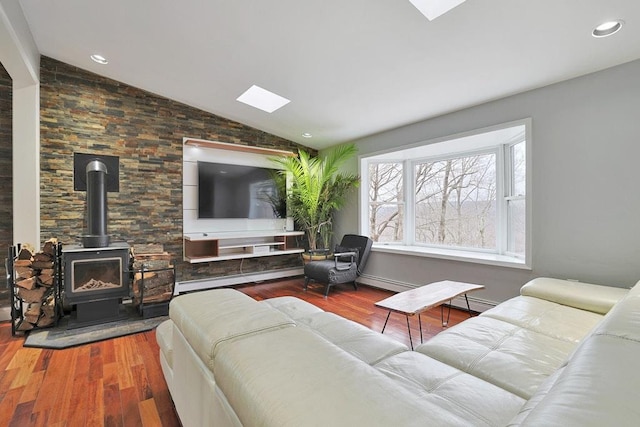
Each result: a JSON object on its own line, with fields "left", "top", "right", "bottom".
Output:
{"left": 324, "top": 283, "right": 332, "bottom": 298}
{"left": 303, "top": 277, "right": 310, "bottom": 291}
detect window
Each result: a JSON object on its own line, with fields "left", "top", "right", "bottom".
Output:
{"left": 368, "top": 162, "right": 404, "bottom": 242}
{"left": 361, "top": 120, "right": 530, "bottom": 268}
{"left": 414, "top": 151, "right": 497, "bottom": 249}
{"left": 506, "top": 140, "right": 526, "bottom": 256}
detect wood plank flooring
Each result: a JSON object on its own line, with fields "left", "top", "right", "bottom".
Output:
{"left": 0, "top": 278, "right": 472, "bottom": 426}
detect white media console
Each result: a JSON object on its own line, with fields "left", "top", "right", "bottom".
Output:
{"left": 183, "top": 230, "right": 304, "bottom": 263}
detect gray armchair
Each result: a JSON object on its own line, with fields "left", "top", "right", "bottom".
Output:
{"left": 303, "top": 234, "right": 373, "bottom": 297}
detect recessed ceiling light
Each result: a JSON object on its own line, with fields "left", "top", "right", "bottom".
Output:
{"left": 90, "top": 54, "right": 108, "bottom": 65}
{"left": 302, "top": 133, "right": 312, "bottom": 138}
{"left": 409, "top": 0, "right": 467, "bottom": 21}
{"left": 592, "top": 20, "right": 624, "bottom": 38}
{"left": 236, "top": 85, "right": 290, "bottom": 113}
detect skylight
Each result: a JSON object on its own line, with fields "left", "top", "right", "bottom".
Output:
{"left": 409, "top": 0, "right": 467, "bottom": 21}
{"left": 236, "top": 85, "right": 290, "bottom": 113}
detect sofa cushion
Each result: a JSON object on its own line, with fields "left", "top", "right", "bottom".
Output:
{"left": 155, "top": 319, "right": 174, "bottom": 367}
{"left": 592, "top": 303, "right": 640, "bottom": 341}
{"left": 169, "top": 289, "right": 295, "bottom": 370}
{"left": 628, "top": 279, "right": 640, "bottom": 297}
{"left": 520, "top": 277, "right": 628, "bottom": 314}
{"left": 375, "top": 351, "right": 525, "bottom": 426}
{"left": 262, "top": 295, "right": 408, "bottom": 364}
{"left": 260, "top": 296, "right": 324, "bottom": 320}
{"left": 505, "top": 366, "right": 565, "bottom": 425}
{"left": 510, "top": 285, "right": 640, "bottom": 426}
{"left": 509, "top": 285, "right": 640, "bottom": 425}
{"left": 294, "top": 311, "right": 408, "bottom": 364}
{"left": 416, "top": 316, "right": 577, "bottom": 399}
{"left": 511, "top": 335, "right": 640, "bottom": 426}
{"left": 589, "top": 285, "right": 640, "bottom": 341}
{"left": 214, "top": 326, "right": 496, "bottom": 427}
{"left": 481, "top": 295, "right": 604, "bottom": 343}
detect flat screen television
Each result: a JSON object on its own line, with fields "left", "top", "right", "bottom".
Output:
{"left": 197, "top": 161, "right": 284, "bottom": 219}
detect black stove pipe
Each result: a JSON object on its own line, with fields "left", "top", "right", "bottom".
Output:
{"left": 82, "top": 160, "right": 110, "bottom": 248}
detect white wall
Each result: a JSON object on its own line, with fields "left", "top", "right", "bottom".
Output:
{"left": 336, "top": 59, "right": 640, "bottom": 304}
{"left": 12, "top": 84, "right": 40, "bottom": 246}
{"left": 1, "top": 0, "right": 41, "bottom": 246}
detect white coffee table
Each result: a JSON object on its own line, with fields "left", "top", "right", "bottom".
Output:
{"left": 375, "top": 280, "right": 485, "bottom": 349}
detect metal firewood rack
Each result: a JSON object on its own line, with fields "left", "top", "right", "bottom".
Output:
{"left": 6, "top": 243, "right": 62, "bottom": 336}
{"left": 129, "top": 264, "right": 176, "bottom": 319}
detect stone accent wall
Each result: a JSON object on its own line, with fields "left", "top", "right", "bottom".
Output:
{"left": 0, "top": 63, "right": 12, "bottom": 281}
{"left": 39, "top": 57, "right": 310, "bottom": 282}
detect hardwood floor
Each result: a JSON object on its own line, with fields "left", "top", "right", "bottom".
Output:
{"left": 0, "top": 278, "right": 472, "bottom": 426}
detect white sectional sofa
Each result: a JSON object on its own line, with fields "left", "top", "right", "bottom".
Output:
{"left": 156, "top": 277, "right": 640, "bottom": 426}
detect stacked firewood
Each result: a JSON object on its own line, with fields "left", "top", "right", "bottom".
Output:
{"left": 14, "top": 239, "right": 58, "bottom": 331}
{"left": 131, "top": 244, "right": 174, "bottom": 307}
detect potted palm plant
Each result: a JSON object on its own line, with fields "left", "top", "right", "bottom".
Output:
{"left": 271, "top": 144, "right": 359, "bottom": 256}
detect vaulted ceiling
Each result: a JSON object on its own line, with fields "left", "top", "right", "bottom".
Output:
{"left": 18, "top": 0, "right": 640, "bottom": 149}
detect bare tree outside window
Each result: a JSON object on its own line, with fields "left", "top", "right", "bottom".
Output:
{"left": 368, "top": 163, "right": 403, "bottom": 242}
{"left": 415, "top": 153, "right": 496, "bottom": 249}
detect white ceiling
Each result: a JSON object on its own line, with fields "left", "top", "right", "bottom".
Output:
{"left": 17, "top": 0, "right": 640, "bottom": 150}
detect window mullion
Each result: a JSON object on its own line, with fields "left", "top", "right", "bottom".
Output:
{"left": 360, "top": 161, "right": 369, "bottom": 238}
{"left": 404, "top": 159, "right": 414, "bottom": 245}
{"left": 496, "top": 146, "right": 507, "bottom": 254}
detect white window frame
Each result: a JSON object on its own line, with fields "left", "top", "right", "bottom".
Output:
{"left": 359, "top": 119, "right": 532, "bottom": 270}
{"left": 503, "top": 139, "right": 527, "bottom": 258}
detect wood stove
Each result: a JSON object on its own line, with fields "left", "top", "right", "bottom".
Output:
{"left": 62, "top": 243, "right": 130, "bottom": 326}
{"left": 63, "top": 155, "right": 130, "bottom": 327}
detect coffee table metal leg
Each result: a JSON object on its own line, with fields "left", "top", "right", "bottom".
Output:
{"left": 441, "top": 293, "right": 473, "bottom": 327}
{"left": 406, "top": 315, "right": 413, "bottom": 350}
{"left": 464, "top": 293, "right": 473, "bottom": 317}
{"left": 441, "top": 300, "right": 453, "bottom": 327}
{"left": 381, "top": 311, "right": 391, "bottom": 333}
